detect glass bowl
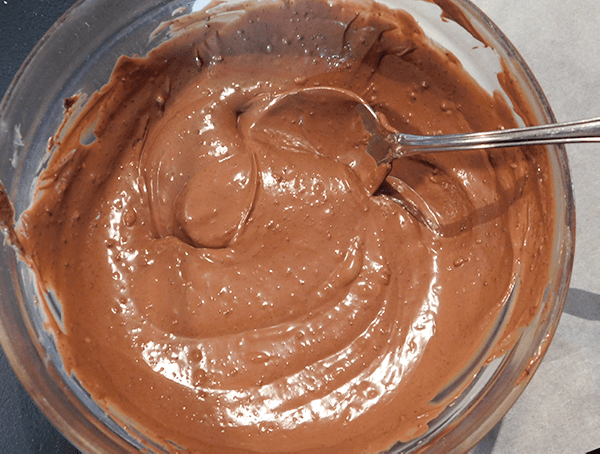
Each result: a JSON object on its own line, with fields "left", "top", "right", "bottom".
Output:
{"left": 0, "top": 0, "right": 575, "bottom": 452}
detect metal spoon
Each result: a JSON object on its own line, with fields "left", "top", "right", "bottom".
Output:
{"left": 261, "top": 86, "right": 600, "bottom": 166}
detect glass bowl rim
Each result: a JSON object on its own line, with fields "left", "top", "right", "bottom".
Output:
{"left": 0, "top": 0, "right": 576, "bottom": 452}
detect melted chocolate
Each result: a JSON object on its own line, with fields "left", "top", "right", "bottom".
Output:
{"left": 13, "top": 0, "right": 554, "bottom": 451}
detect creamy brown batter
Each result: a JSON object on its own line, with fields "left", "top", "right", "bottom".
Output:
{"left": 13, "top": 0, "right": 554, "bottom": 452}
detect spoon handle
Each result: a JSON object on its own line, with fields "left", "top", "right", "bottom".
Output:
{"left": 393, "top": 116, "right": 600, "bottom": 156}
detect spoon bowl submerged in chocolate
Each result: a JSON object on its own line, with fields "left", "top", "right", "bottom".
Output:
{"left": 254, "top": 86, "right": 600, "bottom": 166}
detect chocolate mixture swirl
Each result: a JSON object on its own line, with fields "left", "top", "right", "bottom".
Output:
{"left": 16, "top": 0, "right": 554, "bottom": 452}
